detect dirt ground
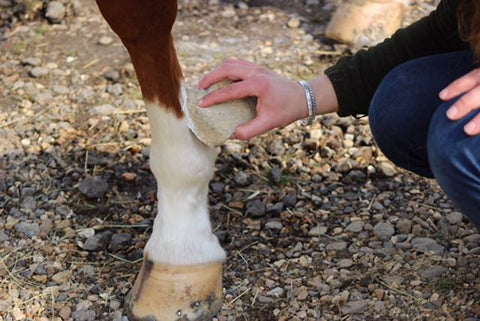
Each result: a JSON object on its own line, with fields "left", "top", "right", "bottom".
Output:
{"left": 0, "top": 0, "right": 479, "bottom": 320}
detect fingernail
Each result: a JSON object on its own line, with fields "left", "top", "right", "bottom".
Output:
{"left": 439, "top": 89, "right": 448, "bottom": 99}
{"left": 464, "top": 122, "right": 476, "bottom": 135}
{"left": 446, "top": 106, "right": 457, "bottom": 119}
{"left": 198, "top": 99, "right": 204, "bottom": 107}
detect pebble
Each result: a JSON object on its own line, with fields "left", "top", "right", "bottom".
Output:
{"left": 108, "top": 233, "right": 131, "bottom": 252}
{"left": 51, "top": 270, "right": 72, "bottom": 284}
{"left": 411, "top": 237, "right": 445, "bottom": 255}
{"left": 265, "top": 221, "right": 283, "bottom": 230}
{"left": 0, "top": 231, "right": 9, "bottom": 242}
{"left": 104, "top": 70, "right": 121, "bottom": 82}
{"left": 59, "top": 306, "right": 71, "bottom": 320}
{"left": 78, "top": 176, "right": 109, "bottom": 198}
{"left": 83, "top": 231, "right": 113, "bottom": 251}
{"left": 246, "top": 200, "right": 266, "bottom": 218}
{"left": 34, "top": 91, "right": 53, "bottom": 105}
{"left": 45, "top": 1, "right": 66, "bottom": 23}
{"left": 267, "top": 287, "right": 284, "bottom": 297}
{"left": 308, "top": 224, "right": 327, "bottom": 236}
{"left": 287, "top": 17, "right": 301, "bottom": 29}
{"left": 326, "top": 241, "right": 347, "bottom": 252}
{"left": 20, "top": 195, "right": 37, "bottom": 210}
{"left": 72, "top": 310, "right": 96, "bottom": 321}
{"left": 337, "top": 259, "right": 353, "bottom": 268}
{"left": 396, "top": 218, "right": 412, "bottom": 234}
{"left": 373, "top": 222, "right": 395, "bottom": 241}
{"left": 29, "top": 67, "right": 48, "bottom": 78}
{"left": 91, "top": 104, "right": 117, "bottom": 115}
{"left": 210, "top": 182, "right": 225, "bottom": 193}
{"left": 234, "top": 171, "right": 250, "bottom": 186}
{"left": 446, "top": 211, "right": 463, "bottom": 224}
{"left": 378, "top": 162, "right": 396, "bottom": 177}
{"left": 417, "top": 264, "right": 447, "bottom": 279}
{"left": 341, "top": 300, "right": 368, "bottom": 314}
{"left": 98, "top": 36, "right": 113, "bottom": 45}
{"left": 15, "top": 222, "right": 40, "bottom": 238}
{"left": 22, "top": 57, "right": 41, "bottom": 66}
{"left": 346, "top": 221, "right": 364, "bottom": 233}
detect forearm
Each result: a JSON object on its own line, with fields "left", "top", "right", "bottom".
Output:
{"left": 309, "top": 75, "right": 339, "bottom": 116}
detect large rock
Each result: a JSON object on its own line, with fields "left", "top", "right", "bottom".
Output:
{"left": 78, "top": 176, "right": 109, "bottom": 198}
{"left": 326, "top": 0, "right": 405, "bottom": 48}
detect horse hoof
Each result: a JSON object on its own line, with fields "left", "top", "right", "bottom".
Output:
{"left": 125, "top": 256, "right": 223, "bottom": 321}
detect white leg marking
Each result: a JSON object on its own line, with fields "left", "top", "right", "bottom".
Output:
{"left": 144, "top": 102, "right": 226, "bottom": 265}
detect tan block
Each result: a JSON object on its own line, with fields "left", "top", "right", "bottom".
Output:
{"left": 326, "top": 0, "right": 406, "bottom": 48}
{"left": 183, "top": 82, "right": 257, "bottom": 147}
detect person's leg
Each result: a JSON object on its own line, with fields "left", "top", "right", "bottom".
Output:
{"left": 428, "top": 100, "right": 480, "bottom": 227}
{"left": 369, "top": 50, "right": 476, "bottom": 178}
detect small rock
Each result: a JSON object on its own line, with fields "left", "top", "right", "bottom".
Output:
{"left": 29, "top": 67, "right": 48, "bottom": 78}
{"left": 396, "top": 219, "right": 412, "bottom": 234}
{"left": 270, "top": 166, "right": 282, "bottom": 184}
{"left": 79, "top": 176, "right": 109, "bottom": 198}
{"left": 45, "top": 1, "right": 66, "bottom": 23}
{"left": 267, "top": 287, "right": 284, "bottom": 297}
{"left": 15, "top": 222, "right": 40, "bottom": 238}
{"left": 267, "top": 202, "right": 284, "bottom": 216}
{"left": 417, "top": 264, "right": 447, "bottom": 279}
{"left": 59, "top": 306, "right": 71, "bottom": 320}
{"left": 411, "top": 237, "right": 445, "bottom": 255}
{"left": 308, "top": 225, "right": 327, "bottom": 236}
{"left": 337, "top": 259, "right": 353, "bottom": 268}
{"left": 346, "top": 221, "right": 364, "bottom": 233}
{"left": 39, "top": 218, "right": 53, "bottom": 235}
{"left": 210, "top": 182, "right": 225, "bottom": 193}
{"left": 104, "top": 70, "right": 121, "bottom": 82}
{"left": 34, "top": 91, "right": 53, "bottom": 105}
{"left": 98, "top": 36, "right": 113, "bottom": 45}
{"left": 20, "top": 196, "right": 37, "bottom": 210}
{"left": 446, "top": 211, "right": 463, "bottom": 224}
{"left": 121, "top": 172, "right": 137, "bottom": 182}
{"left": 265, "top": 221, "right": 283, "bottom": 230}
{"left": 288, "top": 17, "right": 301, "bottom": 29}
{"left": 108, "top": 233, "right": 131, "bottom": 252}
{"left": 220, "top": 5, "right": 236, "bottom": 18}
{"left": 22, "top": 57, "right": 41, "bottom": 66}
{"left": 234, "top": 171, "right": 250, "bottom": 186}
{"left": 246, "top": 200, "right": 266, "bottom": 218}
{"left": 92, "top": 104, "right": 117, "bottom": 115}
{"left": 341, "top": 300, "right": 368, "bottom": 314}
{"left": 51, "top": 270, "right": 72, "bottom": 284}
{"left": 378, "top": 162, "right": 396, "bottom": 177}
{"left": 326, "top": 241, "right": 347, "bottom": 252}
{"left": 72, "top": 310, "right": 96, "bottom": 321}
{"left": 373, "top": 222, "right": 395, "bottom": 241}
{"left": 0, "top": 231, "right": 9, "bottom": 242}
{"left": 107, "top": 83, "right": 123, "bottom": 96}
{"left": 83, "top": 231, "right": 113, "bottom": 251}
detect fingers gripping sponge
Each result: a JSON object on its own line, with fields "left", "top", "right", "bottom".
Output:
{"left": 181, "top": 82, "right": 257, "bottom": 147}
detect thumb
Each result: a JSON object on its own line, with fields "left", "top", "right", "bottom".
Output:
{"left": 234, "top": 115, "right": 273, "bottom": 140}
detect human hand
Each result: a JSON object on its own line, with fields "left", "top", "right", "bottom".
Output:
{"left": 198, "top": 59, "right": 308, "bottom": 140}
{"left": 441, "top": 68, "right": 480, "bottom": 136}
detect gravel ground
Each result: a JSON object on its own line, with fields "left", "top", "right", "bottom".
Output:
{"left": 0, "top": 0, "right": 479, "bottom": 320}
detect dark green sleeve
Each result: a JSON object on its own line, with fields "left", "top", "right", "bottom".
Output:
{"left": 324, "top": 0, "right": 469, "bottom": 117}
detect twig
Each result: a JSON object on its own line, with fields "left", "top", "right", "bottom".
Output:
{"left": 377, "top": 278, "right": 426, "bottom": 303}
{"left": 108, "top": 253, "right": 143, "bottom": 264}
{"left": 251, "top": 288, "right": 260, "bottom": 307}
{"left": 228, "top": 287, "right": 251, "bottom": 307}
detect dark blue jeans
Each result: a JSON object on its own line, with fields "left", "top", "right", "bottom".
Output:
{"left": 369, "top": 51, "right": 480, "bottom": 227}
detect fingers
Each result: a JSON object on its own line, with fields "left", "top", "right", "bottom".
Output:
{"left": 199, "top": 80, "right": 259, "bottom": 107}
{"left": 440, "top": 69, "right": 480, "bottom": 100}
{"left": 199, "top": 59, "right": 258, "bottom": 90}
{"left": 446, "top": 86, "right": 480, "bottom": 120}
{"left": 464, "top": 113, "right": 480, "bottom": 136}
{"left": 234, "top": 115, "right": 274, "bottom": 140}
